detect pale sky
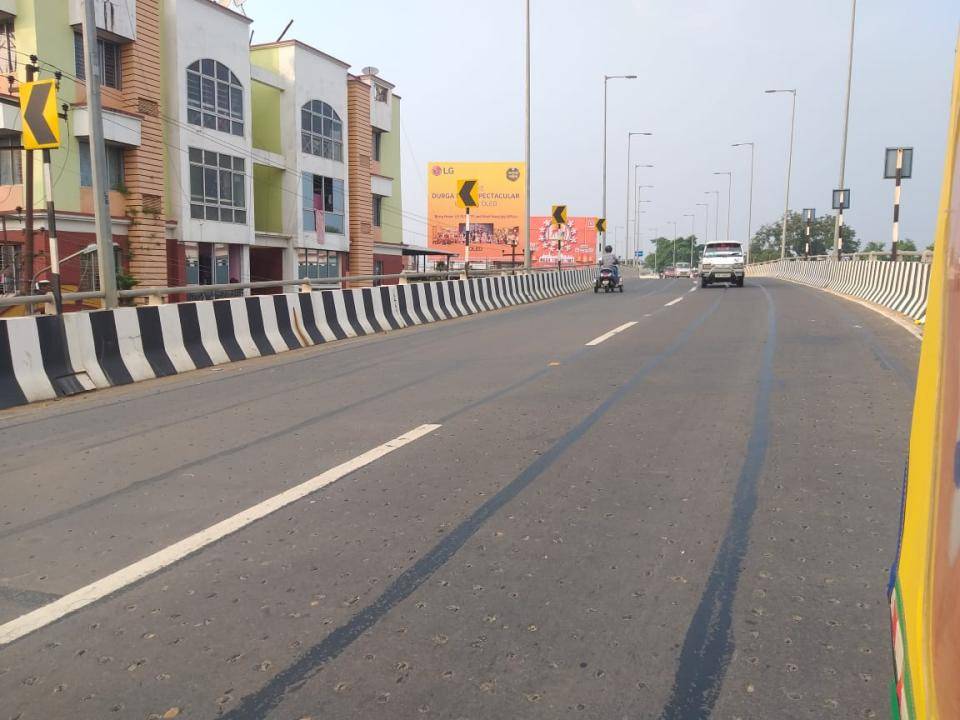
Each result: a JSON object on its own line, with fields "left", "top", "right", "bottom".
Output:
{"left": 238, "top": 0, "right": 957, "bottom": 256}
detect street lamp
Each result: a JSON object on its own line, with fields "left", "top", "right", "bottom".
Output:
{"left": 704, "top": 190, "right": 720, "bottom": 242}
{"left": 683, "top": 213, "right": 695, "bottom": 267}
{"left": 696, "top": 202, "right": 709, "bottom": 263}
{"left": 832, "top": 0, "right": 857, "bottom": 257}
{"left": 713, "top": 171, "right": 733, "bottom": 242}
{"left": 601, "top": 74, "right": 638, "bottom": 255}
{"left": 625, "top": 134, "right": 652, "bottom": 262}
{"left": 634, "top": 184, "right": 653, "bottom": 263}
{"left": 732, "top": 142, "right": 755, "bottom": 265}
{"left": 668, "top": 220, "right": 678, "bottom": 266}
{"left": 765, "top": 88, "right": 797, "bottom": 260}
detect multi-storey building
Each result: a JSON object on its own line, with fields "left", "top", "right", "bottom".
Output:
{"left": 0, "top": 0, "right": 404, "bottom": 314}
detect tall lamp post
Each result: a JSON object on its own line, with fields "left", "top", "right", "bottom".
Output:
{"left": 683, "top": 213, "right": 696, "bottom": 266}
{"left": 732, "top": 142, "right": 755, "bottom": 265}
{"left": 832, "top": 0, "right": 857, "bottom": 258}
{"left": 713, "top": 171, "right": 733, "bottom": 242}
{"left": 630, "top": 165, "right": 653, "bottom": 261}
{"left": 668, "top": 220, "right": 678, "bottom": 266}
{"left": 696, "top": 201, "right": 709, "bottom": 263}
{"left": 625, "top": 134, "right": 652, "bottom": 261}
{"left": 634, "top": 183, "right": 653, "bottom": 265}
{"left": 523, "top": 0, "right": 531, "bottom": 268}
{"left": 601, "top": 74, "right": 638, "bottom": 256}
{"left": 765, "top": 88, "right": 797, "bottom": 260}
{"left": 704, "top": 190, "right": 719, "bottom": 243}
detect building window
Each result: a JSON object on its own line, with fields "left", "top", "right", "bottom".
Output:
{"left": 0, "top": 135, "right": 21, "bottom": 185}
{"left": 372, "top": 130, "right": 382, "bottom": 162}
{"left": 300, "top": 101, "right": 343, "bottom": 161}
{"left": 186, "top": 59, "right": 244, "bottom": 137}
{"left": 372, "top": 195, "right": 382, "bottom": 228}
{"left": 0, "top": 22, "right": 16, "bottom": 76}
{"left": 79, "top": 141, "right": 124, "bottom": 190}
{"left": 297, "top": 248, "right": 341, "bottom": 280}
{"left": 188, "top": 147, "right": 247, "bottom": 224}
{"left": 302, "top": 172, "right": 344, "bottom": 235}
{"left": 0, "top": 243, "right": 19, "bottom": 294}
{"left": 374, "top": 85, "right": 389, "bottom": 103}
{"left": 74, "top": 33, "right": 121, "bottom": 89}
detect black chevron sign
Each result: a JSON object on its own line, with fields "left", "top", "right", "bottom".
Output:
{"left": 552, "top": 205, "right": 567, "bottom": 227}
{"left": 20, "top": 80, "right": 59, "bottom": 150}
{"left": 456, "top": 179, "right": 479, "bottom": 209}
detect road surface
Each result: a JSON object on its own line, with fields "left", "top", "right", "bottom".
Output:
{"left": 0, "top": 277, "right": 918, "bottom": 719}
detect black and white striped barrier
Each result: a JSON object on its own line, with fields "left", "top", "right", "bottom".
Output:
{"left": 0, "top": 269, "right": 593, "bottom": 411}
{"left": 748, "top": 259, "right": 930, "bottom": 325}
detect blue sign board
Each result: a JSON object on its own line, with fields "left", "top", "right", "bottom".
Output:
{"left": 635, "top": 250, "right": 644, "bottom": 258}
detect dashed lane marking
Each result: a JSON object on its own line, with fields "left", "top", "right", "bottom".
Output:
{"left": 665, "top": 296, "right": 685, "bottom": 307}
{"left": 585, "top": 321, "right": 639, "bottom": 347}
{"left": 0, "top": 423, "right": 442, "bottom": 646}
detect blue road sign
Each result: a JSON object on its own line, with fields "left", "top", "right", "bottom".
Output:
{"left": 635, "top": 250, "right": 644, "bottom": 258}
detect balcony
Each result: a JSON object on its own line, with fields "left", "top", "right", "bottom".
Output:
{"left": 69, "top": 0, "right": 136, "bottom": 43}
{"left": 71, "top": 106, "right": 142, "bottom": 147}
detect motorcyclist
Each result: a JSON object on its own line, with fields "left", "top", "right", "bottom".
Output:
{"left": 599, "top": 245, "right": 621, "bottom": 284}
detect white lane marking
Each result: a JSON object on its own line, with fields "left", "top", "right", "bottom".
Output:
{"left": 0, "top": 424, "right": 442, "bottom": 646}
{"left": 688, "top": 286, "right": 697, "bottom": 293}
{"left": 586, "top": 321, "right": 638, "bottom": 347}
{"left": 664, "top": 296, "right": 685, "bottom": 307}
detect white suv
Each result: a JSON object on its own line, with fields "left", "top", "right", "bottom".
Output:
{"left": 699, "top": 242, "right": 745, "bottom": 287}
{"left": 675, "top": 261, "right": 692, "bottom": 278}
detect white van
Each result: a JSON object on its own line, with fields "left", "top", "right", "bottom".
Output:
{"left": 699, "top": 242, "right": 745, "bottom": 287}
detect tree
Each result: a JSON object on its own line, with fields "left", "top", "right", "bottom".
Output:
{"left": 749, "top": 211, "right": 859, "bottom": 262}
{"left": 862, "top": 241, "right": 886, "bottom": 253}
{"left": 643, "top": 235, "right": 702, "bottom": 272}
{"left": 927, "top": 242, "right": 935, "bottom": 251}
{"left": 898, "top": 238, "right": 917, "bottom": 252}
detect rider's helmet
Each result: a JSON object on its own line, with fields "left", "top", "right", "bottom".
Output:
{"left": 604, "top": 245, "right": 613, "bottom": 253}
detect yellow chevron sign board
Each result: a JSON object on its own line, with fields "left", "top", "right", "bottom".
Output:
{"left": 891, "top": 43, "right": 960, "bottom": 720}
{"left": 19, "top": 79, "right": 60, "bottom": 150}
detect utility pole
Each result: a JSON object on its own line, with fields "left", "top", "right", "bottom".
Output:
{"left": 523, "top": 0, "right": 531, "bottom": 269}
{"left": 81, "top": 0, "right": 118, "bottom": 308}
{"left": 833, "top": 0, "right": 857, "bottom": 258}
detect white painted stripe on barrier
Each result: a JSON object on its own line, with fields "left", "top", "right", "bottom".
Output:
{"left": 308, "top": 292, "right": 340, "bottom": 341}
{"left": 258, "top": 296, "right": 291, "bottom": 353}
{"left": 6, "top": 317, "right": 57, "bottom": 402}
{"left": 384, "top": 285, "right": 407, "bottom": 328}
{"left": 349, "top": 289, "right": 377, "bottom": 336}
{"left": 370, "top": 287, "right": 392, "bottom": 331}
{"left": 0, "top": 423, "right": 443, "bottom": 646}
{"left": 415, "top": 283, "right": 438, "bottom": 322}
{"left": 113, "top": 309, "right": 156, "bottom": 382}
{"left": 227, "top": 298, "right": 261, "bottom": 358}
{"left": 157, "top": 305, "right": 196, "bottom": 374}
{"left": 194, "top": 301, "right": 232, "bottom": 366}
{"left": 62, "top": 313, "right": 111, "bottom": 389}
{"left": 329, "top": 290, "right": 357, "bottom": 338}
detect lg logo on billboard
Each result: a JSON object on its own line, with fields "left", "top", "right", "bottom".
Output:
{"left": 432, "top": 166, "right": 455, "bottom": 176}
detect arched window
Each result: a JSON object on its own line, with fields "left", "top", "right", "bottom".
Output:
{"left": 186, "top": 59, "right": 244, "bottom": 137}
{"left": 301, "top": 101, "right": 343, "bottom": 161}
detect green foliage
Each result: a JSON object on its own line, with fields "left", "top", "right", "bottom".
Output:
{"left": 862, "top": 241, "right": 886, "bottom": 253}
{"left": 116, "top": 272, "right": 139, "bottom": 290}
{"left": 642, "top": 236, "right": 701, "bottom": 272}
{"left": 897, "top": 238, "right": 917, "bottom": 252}
{"left": 749, "top": 211, "right": 859, "bottom": 261}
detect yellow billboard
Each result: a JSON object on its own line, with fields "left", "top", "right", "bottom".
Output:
{"left": 427, "top": 162, "right": 526, "bottom": 263}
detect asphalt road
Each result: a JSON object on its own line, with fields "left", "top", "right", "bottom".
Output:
{"left": 0, "top": 276, "right": 919, "bottom": 720}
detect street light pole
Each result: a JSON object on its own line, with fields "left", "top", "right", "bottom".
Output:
{"left": 732, "top": 142, "right": 755, "bottom": 264}
{"left": 625, "top": 133, "right": 652, "bottom": 264}
{"left": 669, "top": 220, "right": 678, "bottom": 266}
{"left": 766, "top": 89, "right": 797, "bottom": 260}
{"left": 683, "top": 213, "right": 695, "bottom": 266}
{"left": 696, "top": 201, "right": 708, "bottom": 263}
{"left": 705, "top": 190, "right": 719, "bottom": 242}
{"left": 523, "top": 0, "right": 531, "bottom": 268}
{"left": 713, "top": 171, "right": 732, "bottom": 242}
{"left": 601, "top": 74, "right": 637, "bottom": 256}
{"left": 634, "top": 183, "right": 653, "bottom": 265}
{"left": 833, "top": 0, "right": 857, "bottom": 258}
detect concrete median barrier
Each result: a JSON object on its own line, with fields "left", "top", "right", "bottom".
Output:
{"left": 0, "top": 268, "right": 593, "bottom": 412}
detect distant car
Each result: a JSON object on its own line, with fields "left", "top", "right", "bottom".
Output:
{"left": 699, "top": 241, "right": 745, "bottom": 287}
{"left": 675, "top": 262, "right": 692, "bottom": 278}
{"left": 662, "top": 266, "right": 677, "bottom": 278}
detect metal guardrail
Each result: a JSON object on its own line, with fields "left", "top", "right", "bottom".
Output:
{"left": 748, "top": 250, "right": 932, "bottom": 267}
{"left": 0, "top": 264, "right": 594, "bottom": 311}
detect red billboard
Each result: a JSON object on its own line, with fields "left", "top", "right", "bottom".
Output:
{"left": 529, "top": 216, "right": 598, "bottom": 267}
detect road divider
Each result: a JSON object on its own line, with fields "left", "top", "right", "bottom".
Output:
{"left": 586, "top": 321, "right": 638, "bottom": 347}
{"left": 0, "top": 423, "right": 442, "bottom": 646}
{"left": 0, "top": 269, "right": 593, "bottom": 412}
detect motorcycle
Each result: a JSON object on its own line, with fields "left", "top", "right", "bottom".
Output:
{"left": 594, "top": 267, "right": 624, "bottom": 293}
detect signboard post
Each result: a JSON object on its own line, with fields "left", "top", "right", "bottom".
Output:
{"left": 20, "top": 76, "right": 64, "bottom": 313}
{"left": 552, "top": 205, "right": 567, "bottom": 271}
{"left": 884, "top": 147, "right": 913, "bottom": 261}
{"left": 832, "top": 189, "right": 851, "bottom": 259}
{"left": 801, "top": 208, "right": 815, "bottom": 257}
{"left": 456, "top": 179, "right": 479, "bottom": 277}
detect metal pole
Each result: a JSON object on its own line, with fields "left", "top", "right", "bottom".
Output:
{"left": 697, "top": 202, "right": 708, "bottom": 263}
{"left": 634, "top": 181, "right": 641, "bottom": 265}
{"left": 625, "top": 135, "right": 632, "bottom": 263}
{"left": 891, "top": 148, "right": 902, "bottom": 261}
{"left": 22, "top": 63, "right": 34, "bottom": 300}
{"left": 601, "top": 76, "right": 607, "bottom": 257}
{"left": 464, "top": 207, "right": 471, "bottom": 277}
{"left": 781, "top": 91, "right": 796, "bottom": 260}
{"left": 746, "top": 143, "right": 755, "bottom": 263}
{"left": 725, "top": 174, "right": 732, "bottom": 242}
{"left": 82, "top": 0, "right": 118, "bottom": 308}
{"left": 712, "top": 191, "right": 719, "bottom": 242}
{"left": 833, "top": 0, "right": 857, "bottom": 256}
{"left": 523, "top": 0, "right": 531, "bottom": 269}
{"left": 41, "top": 149, "right": 62, "bottom": 314}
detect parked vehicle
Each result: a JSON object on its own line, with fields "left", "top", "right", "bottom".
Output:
{"left": 699, "top": 242, "right": 745, "bottom": 287}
